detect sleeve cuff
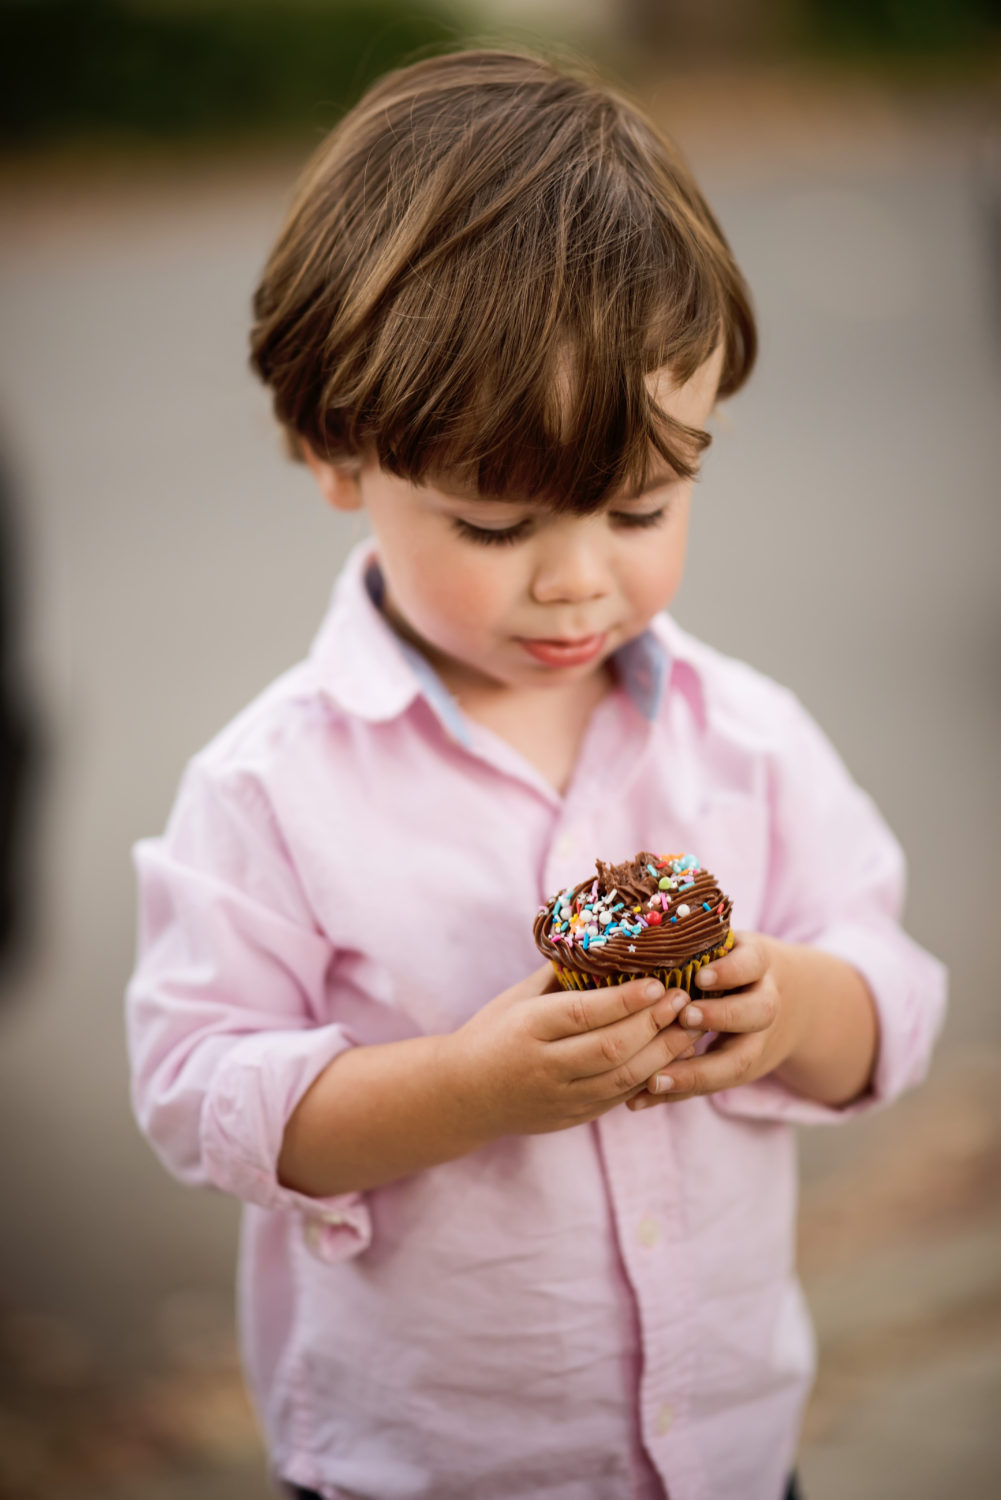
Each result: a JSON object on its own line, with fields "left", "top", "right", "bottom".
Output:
{"left": 201, "top": 1024, "right": 372, "bottom": 1262}
{"left": 712, "top": 920, "right": 948, "bottom": 1127}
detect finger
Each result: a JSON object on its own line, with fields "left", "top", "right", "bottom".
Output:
{"left": 555, "top": 990, "right": 689, "bottom": 1077}
{"left": 644, "top": 1030, "right": 763, "bottom": 1098}
{"left": 694, "top": 933, "right": 765, "bottom": 994}
{"left": 533, "top": 974, "right": 673, "bottom": 1042}
{"left": 624, "top": 1032, "right": 701, "bottom": 1108}
{"left": 573, "top": 1019, "right": 702, "bottom": 1098}
{"left": 628, "top": 1089, "right": 672, "bottom": 1110}
{"left": 678, "top": 985, "right": 776, "bottom": 1037}
{"left": 490, "top": 965, "right": 564, "bottom": 1013}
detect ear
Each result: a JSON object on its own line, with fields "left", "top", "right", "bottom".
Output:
{"left": 301, "top": 441, "right": 364, "bottom": 513}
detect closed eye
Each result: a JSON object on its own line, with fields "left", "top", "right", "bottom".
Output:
{"left": 452, "top": 504, "right": 670, "bottom": 545}
{"left": 611, "top": 507, "right": 668, "bottom": 530}
{"left": 452, "top": 517, "right": 533, "bottom": 547}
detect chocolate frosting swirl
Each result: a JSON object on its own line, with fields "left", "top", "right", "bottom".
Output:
{"left": 533, "top": 851, "right": 733, "bottom": 978}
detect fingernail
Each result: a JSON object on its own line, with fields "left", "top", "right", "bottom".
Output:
{"left": 651, "top": 1074, "right": 675, "bottom": 1093}
{"left": 684, "top": 1028, "right": 701, "bottom": 1041}
{"left": 697, "top": 968, "right": 716, "bottom": 988}
{"left": 644, "top": 981, "right": 665, "bottom": 1000}
{"left": 684, "top": 1005, "right": 703, "bottom": 1027}
{"left": 669, "top": 989, "right": 688, "bottom": 1012}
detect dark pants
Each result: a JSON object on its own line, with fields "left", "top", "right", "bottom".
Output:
{"left": 293, "top": 1479, "right": 803, "bottom": 1499}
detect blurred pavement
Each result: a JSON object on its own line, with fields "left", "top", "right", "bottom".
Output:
{"left": 0, "top": 67, "right": 999, "bottom": 1499}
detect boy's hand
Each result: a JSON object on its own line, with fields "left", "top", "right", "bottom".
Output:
{"left": 447, "top": 965, "right": 701, "bottom": 1137}
{"left": 626, "top": 933, "right": 807, "bottom": 1109}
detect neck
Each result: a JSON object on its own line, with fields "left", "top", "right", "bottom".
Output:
{"left": 454, "top": 666, "right": 616, "bottom": 793}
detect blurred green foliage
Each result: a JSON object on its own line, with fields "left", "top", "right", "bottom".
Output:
{"left": 0, "top": 0, "right": 467, "bottom": 143}
{"left": 799, "top": 0, "right": 1001, "bottom": 56}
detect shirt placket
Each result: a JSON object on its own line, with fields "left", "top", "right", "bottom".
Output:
{"left": 596, "top": 1104, "right": 703, "bottom": 1500}
{"left": 541, "top": 691, "right": 656, "bottom": 900}
{"left": 551, "top": 697, "right": 702, "bottom": 1500}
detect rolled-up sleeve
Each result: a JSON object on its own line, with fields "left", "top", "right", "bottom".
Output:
{"left": 126, "top": 758, "right": 371, "bottom": 1260}
{"left": 713, "top": 687, "right": 947, "bottom": 1127}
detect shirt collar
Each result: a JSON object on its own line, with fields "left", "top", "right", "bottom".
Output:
{"left": 310, "top": 540, "right": 704, "bottom": 731}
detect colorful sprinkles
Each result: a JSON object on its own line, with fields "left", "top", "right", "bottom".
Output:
{"left": 540, "top": 852, "right": 718, "bottom": 952}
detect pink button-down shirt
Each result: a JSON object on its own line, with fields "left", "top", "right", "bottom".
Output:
{"left": 127, "top": 542, "right": 946, "bottom": 1500}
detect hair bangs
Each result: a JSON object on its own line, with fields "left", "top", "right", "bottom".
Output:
{"left": 250, "top": 50, "right": 757, "bottom": 505}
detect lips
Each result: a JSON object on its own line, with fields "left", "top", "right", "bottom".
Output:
{"left": 518, "top": 633, "right": 607, "bottom": 667}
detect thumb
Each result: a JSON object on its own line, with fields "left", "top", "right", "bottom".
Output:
{"left": 497, "top": 963, "right": 561, "bottom": 1006}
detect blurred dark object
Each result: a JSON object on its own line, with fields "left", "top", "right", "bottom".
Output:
{"left": 974, "top": 127, "right": 1001, "bottom": 349}
{"left": 0, "top": 0, "right": 464, "bottom": 146}
{"left": 798, "top": 0, "right": 1001, "bottom": 57}
{"left": 0, "top": 450, "right": 39, "bottom": 982}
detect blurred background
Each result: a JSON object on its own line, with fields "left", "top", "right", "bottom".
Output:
{"left": 0, "top": 1, "right": 999, "bottom": 1496}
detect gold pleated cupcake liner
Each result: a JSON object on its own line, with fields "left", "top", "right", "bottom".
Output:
{"left": 551, "top": 929, "right": 734, "bottom": 993}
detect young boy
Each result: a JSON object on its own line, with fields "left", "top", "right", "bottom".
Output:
{"left": 127, "top": 49, "right": 946, "bottom": 1500}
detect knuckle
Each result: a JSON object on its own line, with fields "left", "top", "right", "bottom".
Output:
{"left": 598, "top": 1030, "right": 626, "bottom": 1067}
{"left": 539, "top": 1052, "right": 566, "bottom": 1088}
{"left": 611, "top": 1062, "right": 639, "bottom": 1094}
{"left": 759, "top": 991, "right": 777, "bottom": 1027}
{"left": 666, "top": 1031, "right": 690, "bottom": 1062}
{"left": 567, "top": 994, "right": 590, "bottom": 1031}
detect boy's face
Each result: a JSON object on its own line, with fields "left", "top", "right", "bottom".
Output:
{"left": 308, "top": 346, "right": 722, "bottom": 701}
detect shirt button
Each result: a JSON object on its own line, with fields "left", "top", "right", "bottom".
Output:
{"left": 321, "top": 1210, "right": 346, "bottom": 1226}
{"left": 637, "top": 1214, "right": 661, "bottom": 1248}
{"left": 655, "top": 1403, "right": 674, "bottom": 1436}
{"left": 554, "top": 832, "right": 576, "bottom": 858}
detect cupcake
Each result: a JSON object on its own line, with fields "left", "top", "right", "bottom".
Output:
{"left": 534, "top": 851, "right": 734, "bottom": 993}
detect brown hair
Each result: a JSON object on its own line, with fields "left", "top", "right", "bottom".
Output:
{"left": 250, "top": 48, "right": 756, "bottom": 512}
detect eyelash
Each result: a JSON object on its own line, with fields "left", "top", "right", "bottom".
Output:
{"left": 452, "top": 508, "right": 668, "bottom": 547}
{"left": 452, "top": 518, "right": 533, "bottom": 547}
{"left": 615, "top": 508, "right": 669, "bottom": 531}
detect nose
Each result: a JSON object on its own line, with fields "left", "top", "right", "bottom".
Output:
{"left": 530, "top": 518, "right": 612, "bottom": 606}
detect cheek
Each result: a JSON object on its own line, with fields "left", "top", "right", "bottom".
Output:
{"left": 435, "top": 569, "right": 500, "bottom": 626}
{"left": 398, "top": 537, "right": 513, "bottom": 636}
{"left": 628, "top": 520, "right": 690, "bottom": 615}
